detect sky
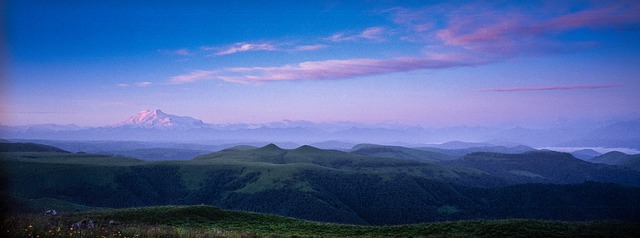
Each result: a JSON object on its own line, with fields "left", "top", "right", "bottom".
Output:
{"left": 2, "top": 0, "right": 640, "bottom": 128}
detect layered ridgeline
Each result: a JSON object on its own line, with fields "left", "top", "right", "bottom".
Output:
{"left": 3, "top": 109, "right": 640, "bottom": 150}
{"left": 2, "top": 142, "right": 640, "bottom": 225}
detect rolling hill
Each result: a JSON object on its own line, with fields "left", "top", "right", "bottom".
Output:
{"left": 591, "top": 151, "right": 640, "bottom": 171}
{"left": 2, "top": 142, "right": 640, "bottom": 225}
{"left": 102, "top": 147, "right": 210, "bottom": 161}
{"left": 350, "top": 144, "right": 455, "bottom": 162}
{"left": 442, "top": 151, "right": 640, "bottom": 186}
{"left": 0, "top": 142, "right": 70, "bottom": 153}
{"left": 571, "top": 149, "right": 602, "bottom": 160}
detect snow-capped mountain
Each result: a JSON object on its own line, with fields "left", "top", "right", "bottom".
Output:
{"left": 113, "top": 109, "right": 208, "bottom": 130}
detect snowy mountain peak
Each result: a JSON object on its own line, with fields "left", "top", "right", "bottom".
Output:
{"left": 114, "top": 109, "right": 208, "bottom": 129}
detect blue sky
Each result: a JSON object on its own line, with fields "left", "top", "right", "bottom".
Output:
{"left": 3, "top": 0, "right": 640, "bottom": 127}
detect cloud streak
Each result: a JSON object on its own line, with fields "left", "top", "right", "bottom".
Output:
{"left": 325, "top": 27, "right": 387, "bottom": 42}
{"left": 117, "top": 82, "right": 154, "bottom": 87}
{"left": 433, "top": 1, "right": 640, "bottom": 54}
{"left": 170, "top": 1, "right": 640, "bottom": 85}
{"left": 202, "top": 42, "right": 328, "bottom": 56}
{"left": 478, "top": 84, "right": 622, "bottom": 92}
{"left": 291, "top": 44, "right": 328, "bottom": 51}
{"left": 170, "top": 54, "right": 481, "bottom": 84}
{"left": 205, "top": 42, "right": 278, "bottom": 56}
{"left": 169, "top": 70, "right": 219, "bottom": 84}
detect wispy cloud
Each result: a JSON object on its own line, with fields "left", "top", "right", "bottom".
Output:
{"left": 170, "top": 1, "right": 640, "bottom": 85}
{"left": 478, "top": 84, "right": 622, "bottom": 92}
{"left": 204, "top": 42, "right": 278, "bottom": 56}
{"left": 158, "top": 48, "right": 191, "bottom": 56}
{"left": 325, "top": 27, "right": 387, "bottom": 42}
{"left": 117, "top": 82, "right": 154, "bottom": 87}
{"left": 136, "top": 82, "right": 152, "bottom": 87}
{"left": 170, "top": 54, "right": 482, "bottom": 84}
{"left": 169, "top": 70, "right": 219, "bottom": 84}
{"left": 202, "top": 42, "right": 327, "bottom": 56}
{"left": 291, "top": 44, "right": 328, "bottom": 51}
{"left": 432, "top": 2, "right": 639, "bottom": 54}
{"left": 535, "top": 2, "right": 640, "bottom": 32}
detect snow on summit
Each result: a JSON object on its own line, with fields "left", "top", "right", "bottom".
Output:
{"left": 114, "top": 109, "right": 208, "bottom": 129}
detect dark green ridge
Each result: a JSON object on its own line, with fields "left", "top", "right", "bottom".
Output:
{"left": 0, "top": 142, "right": 70, "bottom": 153}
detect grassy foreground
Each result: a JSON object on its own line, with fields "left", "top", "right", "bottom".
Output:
{"left": 3, "top": 205, "right": 640, "bottom": 238}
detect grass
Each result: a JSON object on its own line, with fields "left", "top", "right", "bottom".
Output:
{"left": 1, "top": 152, "right": 141, "bottom": 166}
{"left": 4, "top": 205, "right": 640, "bottom": 238}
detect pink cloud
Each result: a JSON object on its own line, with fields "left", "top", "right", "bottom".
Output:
{"left": 170, "top": 55, "right": 482, "bottom": 84}
{"left": 136, "top": 82, "right": 152, "bottom": 87}
{"left": 535, "top": 2, "right": 640, "bottom": 32}
{"left": 478, "top": 84, "right": 622, "bottom": 92}
{"left": 169, "top": 1, "right": 640, "bottom": 85}
{"left": 359, "top": 27, "right": 386, "bottom": 41}
{"left": 169, "top": 70, "right": 218, "bottom": 84}
{"left": 325, "top": 33, "right": 350, "bottom": 42}
{"left": 117, "top": 82, "right": 154, "bottom": 87}
{"left": 390, "top": 1, "right": 640, "bottom": 54}
{"left": 292, "top": 44, "right": 328, "bottom": 51}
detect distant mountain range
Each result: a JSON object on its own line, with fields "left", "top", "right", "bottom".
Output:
{"left": 562, "top": 119, "right": 640, "bottom": 149}
{"left": 2, "top": 109, "right": 640, "bottom": 150}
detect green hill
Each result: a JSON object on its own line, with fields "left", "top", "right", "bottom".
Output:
{"left": 351, "top": 144, "right": 455, "bottom": 162}
{"left": 0, "top": 142, "right": 70, "bottom": 153}
{"left": 443, "top": 151, "right": 640, "bottom": 186}
{"left": 3, "top": 205, "right": 640, "bottom": 238}
{"left": 102, "top": 147, "right": 210, "bottom": 161}
{"left": 3, "top": 143, "right": 640, "bottom": 225}
{"left": 591, "top": 152, "right": 640, "bottom": 171}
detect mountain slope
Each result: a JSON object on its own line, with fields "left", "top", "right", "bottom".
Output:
{"left": 571, "top": 149, "right": 602, "bottom": 160}
{"left": 591, "top": 152, "right": 640, "bottom": 171}
{"left": 442, "top": 151, "right": 640, "bottom": 186}
{"left": 0, "top": 142, "right": 70, "bottom": 153}
{"left": 350, "top": 144, "right": 455, "bottom": 162}
{"left": 416, "top": 144, "right": 537, "bottom": 157}
{"left": 102, "top": 148, "right": 210, "bottom": 161}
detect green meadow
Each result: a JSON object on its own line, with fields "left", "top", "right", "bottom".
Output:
{"left": 4, "top": 205, "right": 640, "bottom": 238}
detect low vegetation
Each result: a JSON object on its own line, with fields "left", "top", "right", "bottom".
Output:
{"left": 3, "top": 205, "right": 640, "bottom": 238}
